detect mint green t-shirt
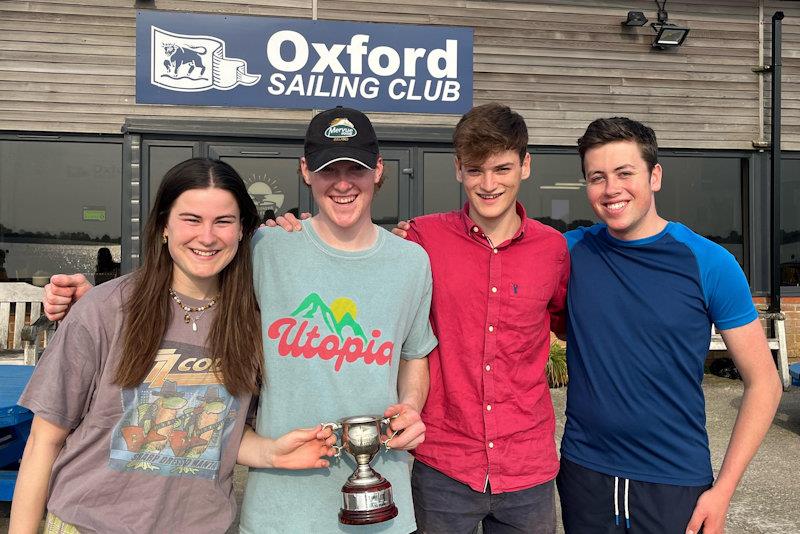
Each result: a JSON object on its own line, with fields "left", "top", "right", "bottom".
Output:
{"left": 240, "top": 220, "right": 438, "bottom": 534}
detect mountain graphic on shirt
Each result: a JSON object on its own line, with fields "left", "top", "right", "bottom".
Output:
{"left": 290, "top": 293, "right": 367, "bottom": 341}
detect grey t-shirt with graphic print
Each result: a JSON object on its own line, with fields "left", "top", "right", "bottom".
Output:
{"left": 240, "top": 221, "right": 437, "bottom": 534}
{"left": 19, "top": 275, "right": 250, "bottom": 534}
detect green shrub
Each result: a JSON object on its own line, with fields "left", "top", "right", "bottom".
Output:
{"left": 547, "top": 341, "right": 568, "bottom": 388}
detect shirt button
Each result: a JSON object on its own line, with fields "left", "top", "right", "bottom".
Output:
{"left": 486, "top": 404, "right": 492, "bottom": 411}
{"left": 491, "top": 286, "right": 497, "bottom": 293}
{"left": 493, "top": 248, "right": 498, "bottom": 254}
{"left": 488, "top": 325, "right": 494, "bottom": 332}
{"left": 485, "top": 364, "right": 491, "bottom": 372}
{"left": 488, "top": 441, "right": 494, "bottom": 448}
{"left": 472, "top": 226, "right": 479, "bottom": 233}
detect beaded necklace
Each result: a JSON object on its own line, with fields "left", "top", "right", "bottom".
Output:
{"left": 168, "top": 288, "right": 219, "bottom": 332}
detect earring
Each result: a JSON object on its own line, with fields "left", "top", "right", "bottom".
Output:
{"left": 162, "top": 234, "right": 168, "bottom": 244}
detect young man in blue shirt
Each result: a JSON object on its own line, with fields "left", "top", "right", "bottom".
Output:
{"left": 558, "top": 117, "right": 782, "bottom": 534}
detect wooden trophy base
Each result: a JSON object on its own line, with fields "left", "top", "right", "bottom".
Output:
{"left": 339, "top": 477, "right": 399, "bottom": 525}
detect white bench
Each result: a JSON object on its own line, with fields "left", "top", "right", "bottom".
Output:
{"left": 709, "top": 312, "right": 790, "bottom": 391}
{"left": 0, "top": 282, "right": 47, "bottom": 365}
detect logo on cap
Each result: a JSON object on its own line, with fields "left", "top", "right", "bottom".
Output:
{"left": 324, "top": 118, "right": 357, "bottom": 141}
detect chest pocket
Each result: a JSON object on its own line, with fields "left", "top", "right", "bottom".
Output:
{"left": 500, "top": 282, "right": 551, "bottom": 335}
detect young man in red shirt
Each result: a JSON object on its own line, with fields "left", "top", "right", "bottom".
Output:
{"left": 404, "top": 103, "right": 569, "bottom": 533}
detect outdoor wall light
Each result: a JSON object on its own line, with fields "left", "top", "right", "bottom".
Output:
{"left": 652, "top": 24, "right": 690, "bottom": 49}
{"left": 623, "top": 11, "right": 648, "bottom": 26}
{"left": 622, "top": 1, "right": 690, "bottom": 49}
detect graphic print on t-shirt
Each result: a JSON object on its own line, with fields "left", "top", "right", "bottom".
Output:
{"left": 108, "top": 340, "right": 239, "bottom": 479}
{"left": 266, "top": 292, "right": 395, "bottom": 371}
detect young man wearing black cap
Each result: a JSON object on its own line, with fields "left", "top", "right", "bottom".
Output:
{"left": 41, "top": 107, "right": 437, "bottom": 533}
{"left": 238, "top": 107, "right": 436, "bottom": 533}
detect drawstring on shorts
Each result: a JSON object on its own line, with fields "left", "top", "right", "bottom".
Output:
{"left": 613, "top": 476, "right": 631, "bottom": 528}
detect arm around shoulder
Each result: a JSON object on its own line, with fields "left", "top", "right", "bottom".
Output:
{"left": 548, "top": 241, "right": 570, "bottom": 337}
{"left": 43, "top": 273, "right": 93, "bottom": 321}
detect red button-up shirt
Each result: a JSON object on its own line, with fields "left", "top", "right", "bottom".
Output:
{"left": 408, "top": 202, "right": 569, "bottom": 493}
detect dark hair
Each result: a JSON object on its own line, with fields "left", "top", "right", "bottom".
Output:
{"left": 453, "top": 103, "right": 528, "bottom": 165}
{"left": 578, "top": 117, "right": 658, "bottom": 174}
{"left": 116, "top": 158, "right": 263, "bottom": 396}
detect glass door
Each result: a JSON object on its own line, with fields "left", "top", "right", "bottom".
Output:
{"left": 208, "top": 144, "right": 311, "bottom": 220}
{"left": 370, "top": 148, "right": 411, "bottom": 228}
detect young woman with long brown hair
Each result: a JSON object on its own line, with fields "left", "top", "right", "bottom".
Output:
{"left": 10, "top": 158, "right": 333, "bottom": 533}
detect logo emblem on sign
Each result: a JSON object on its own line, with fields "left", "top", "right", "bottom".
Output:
{"left": 245, "top": 174, "right": 285, "bottom": 213}
{"left": 324, "top": 118, "right": 357, "bottom": 141}
{"left": 150, "top": 26, "right": 261, "bottom": 92}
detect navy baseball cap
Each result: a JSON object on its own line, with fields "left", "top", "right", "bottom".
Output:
{"left": 304, "top": 107, "right": 380, "bottom": 172}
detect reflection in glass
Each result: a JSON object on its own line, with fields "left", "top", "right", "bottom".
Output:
{"left": 220, "top": 157, "right": 301, "bottom": 220}
{"left": 518, "top": 153, "right": 596, "bottom": 233}
{"left": 519, "top": 153, "right": 746, "bottom": 269}
{"left": 148, "top": 146, "right": 195, "bottom": 206}
{"left": 781, "top": 158, "right": 800, "bottom": 286}
{"left": 423, "top": 153, "right": 461, "bottom": 214}
{"left": 0, "top": 140, "right": 122, "bottom": 285}
{"left": 373, "top": 160, "right": 399, "bottom": 227}
{"left": 658, "top": 156, "right": 744, "bottom": 267}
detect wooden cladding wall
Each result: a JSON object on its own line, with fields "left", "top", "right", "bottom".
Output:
{"left": 320, "top": 0, "right": 766, "bottom": 149}
{"left": 0, "top": 0, "right": 798, "bottom": 150}
{"left": 765, "top": 1, "right": 800, "bottom": 150}
{"left": 0, "top": 0, "right": 315, "bottom": 133}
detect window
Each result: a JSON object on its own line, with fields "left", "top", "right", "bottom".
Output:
{"left": 517, "top": 153, "right": 593, "bottom": 232}
{"left": 781, "top": 157, "right": 800, "bottom": 286}
{"left": 422, "top": 152, "right": 461, "bottom": 214}
{"left": 657, "top": 156, "right": 745, "bottom": 268}
{"left": 146, "top": 144, "right": 196, "bottom": 207}
{"left": 0, "top": 138, "right": 122, "bottom": 286}
{"left": 520, "top": 151, "right": 747, "bottom": 270}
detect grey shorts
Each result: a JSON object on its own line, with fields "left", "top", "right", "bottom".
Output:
{"left": 411, "top": 460, "right": 557, "bottom": 534}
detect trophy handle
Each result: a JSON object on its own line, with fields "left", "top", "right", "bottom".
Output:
{"left": 380, "top": 414, "right": 403, "bottom": 451}
{"left": 321, "top": 421, "right": 344, "bottom": 457}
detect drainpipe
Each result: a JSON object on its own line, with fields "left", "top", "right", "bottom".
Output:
{"left": 756, "top": 0, "right": 765, "bottom": 145}
{"left": 768, "top": 11, "right": 784, "bottom": 313}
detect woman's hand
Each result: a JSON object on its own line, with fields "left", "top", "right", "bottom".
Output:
{"left": 270, "top": 424, "right": 337, "bottom": 469}
{"left": 238, "top": 424, "right": 337, "bottom": 470}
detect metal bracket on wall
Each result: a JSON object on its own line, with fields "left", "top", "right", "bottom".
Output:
{"left": 752, "top": 65, "right": 772, "bottom": 74}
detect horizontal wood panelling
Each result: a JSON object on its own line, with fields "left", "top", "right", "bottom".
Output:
{"left": 0, "top": 1, "right": 797, "bottom": 150}
{"left": 0, "top": 1, "right": 321, "bottom": 135}
{"left": 765, "top": 1, "right": 800, "bottom": 149}
{"left": 320, "top": 0, "right": 764, "bottom": 149}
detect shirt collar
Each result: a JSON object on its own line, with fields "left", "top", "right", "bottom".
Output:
{"left": 458, "top": 201, "right": 527, "bottom": 244}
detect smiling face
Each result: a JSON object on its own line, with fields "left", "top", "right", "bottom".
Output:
{"left": 163, "top": 187, "right": 242, "bottom": 297}
{"left": 583, "top": 140, "right": 665, "bottom": 241}
{"left": 301, "top": 157, "right": 382, "bottom": 233}
{"left": 456, "top": 149, "right": 530, "bottom": 229}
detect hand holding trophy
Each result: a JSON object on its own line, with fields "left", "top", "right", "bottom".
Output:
{"left": 322, "top": 414, "right": 402, "bottom": 525}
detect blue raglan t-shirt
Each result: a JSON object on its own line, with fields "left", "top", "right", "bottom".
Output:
{"left": 561, "top": 222, "right": 757, "bottom": 486}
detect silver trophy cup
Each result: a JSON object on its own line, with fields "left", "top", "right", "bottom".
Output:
{"left": 322, "top": 414, "right": 400, "bottom": 525}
